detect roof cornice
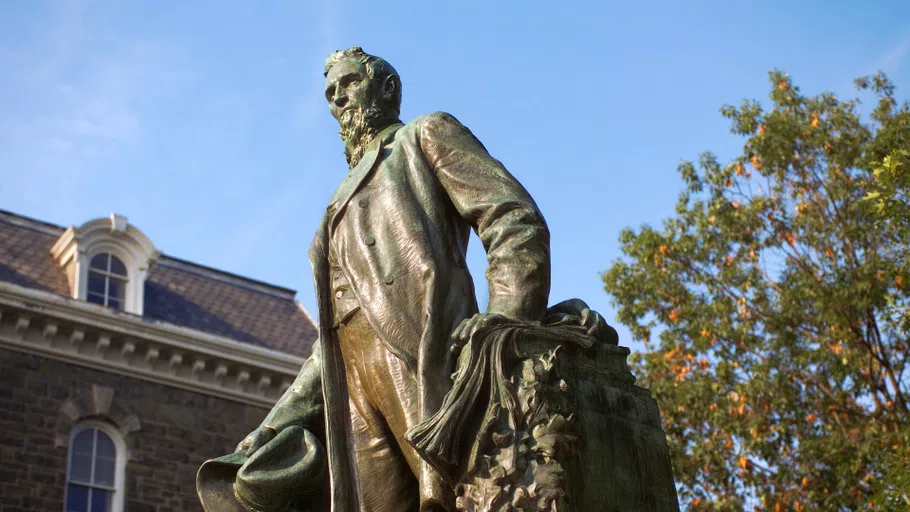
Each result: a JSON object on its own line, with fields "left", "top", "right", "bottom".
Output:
{"left": 0, "top": 281, "right": 306, "bottom": 408}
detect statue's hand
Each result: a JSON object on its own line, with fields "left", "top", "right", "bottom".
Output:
{"left": 235, "top": 425, "right": 277, "bottom": 457}
{"left": 451, "top": 312, "right": 511, "bottom": 346}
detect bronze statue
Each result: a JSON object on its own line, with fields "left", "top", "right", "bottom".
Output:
{"left": 198, "top": 47, "right": 679, "bottom": 512}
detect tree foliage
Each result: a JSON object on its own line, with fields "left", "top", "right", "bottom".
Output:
{"left": 867, "top": 148, "right": 910, "bottom": 271}
{"left": 603, "top": 71, "right": 910, "bottom": 511}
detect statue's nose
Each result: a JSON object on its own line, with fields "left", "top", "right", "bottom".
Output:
{"left": 333, "top": 91, "right": 347, "bottom": 108}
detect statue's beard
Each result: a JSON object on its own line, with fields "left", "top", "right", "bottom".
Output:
{"left": 338, "top": 101, "right": 386, "bottom": 169}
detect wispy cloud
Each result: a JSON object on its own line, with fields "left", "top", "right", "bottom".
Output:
{"left": 288, "top": 0, "right": 344, "bottom": 137}
{"left": 0, "top": 1, "right": 187, "bottom": 169}
{"left": 0, "top": 1, "right": 191, "bottom": 221}
{"left": 872, "top": 22, "right": 910, "bottom": 75}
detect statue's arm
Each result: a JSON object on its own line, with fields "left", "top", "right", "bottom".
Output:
{"left": 419, "top": 111, "right": 551, "bottom": 322}
{"left": 236, "top": 340, "right": 324, "bottom": 454}
{"left": 265, "top": 339, "right": 324, "bottom": 428}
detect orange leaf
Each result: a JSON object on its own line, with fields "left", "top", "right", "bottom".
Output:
{"left": 810, "top": 115, "right": 820, "bottom": 128}
{"left": 805, "top": 413, "right": 817, "bottom": 422}
{"left": 750, "top": 155, "right": 763, "bottom": 170}
{"left": 738, "top": 455, "right": 750, "bottom": 470}
{"left": 668, "top": 309, "right": 680, "bottom": 322}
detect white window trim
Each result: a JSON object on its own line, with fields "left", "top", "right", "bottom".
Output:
{"left": 63, "top": 420, "right": 127, "bottom": 512}
{"left": 80, "top": 245, "right": 138, "bottom": 314}
{"left": 86, "top": 254, "right": 129, "bottom": 309}
{"left": 50, "top": 213, "right": 159, "bottom": 316}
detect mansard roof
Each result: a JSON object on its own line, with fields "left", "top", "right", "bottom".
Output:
{"left": 0, "top": 209, "right": 317, "bottom": 358}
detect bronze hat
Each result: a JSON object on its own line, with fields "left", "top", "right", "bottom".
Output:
{"left": 196, "top": 425, "right": 327, "bottom": 512}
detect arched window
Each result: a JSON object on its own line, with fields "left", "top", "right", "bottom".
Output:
{"left": 65, "top": 423, "right": 125, "bottom": 512}
{"left": 86, "top": 253, "right": 128, "bottom": 311}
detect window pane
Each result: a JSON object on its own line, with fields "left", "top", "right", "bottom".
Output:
{"left": 87, "top": 292, "right": 106, "bottom": 306}
{"left": 107, "top": 297, "right": 123, "bottom": 311}
{"left": 108, "top": 256, "right": 126, "bottom": 277}
{"left": 66, "top": 483, "right": 89, "bottom": 512}
{"left": 90, "top": 254, "right": 109, "bottom": 270}
{"left": 88, "top": 273, "right": 106, "bottom": 296}
{"left": 69, "top": 452, "right": 93, "bottom": 483}
{"left": 93, "top": 456, "right": 115, "bottom": 487}
{"left": 95, "top": 432, "right": 115, "bottom": 458}
{"left": 72, "top": 429, "right": 94, "bottom": 454}
{"left": 107, "top": 278, "right": 125, "bottom": 302}
{"left": 90, "top": 488, "right": 112, "bottom": 512}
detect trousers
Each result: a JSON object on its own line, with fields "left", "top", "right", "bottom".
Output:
{"left": 336, "top": 309, "right": 422, "bottom": 512}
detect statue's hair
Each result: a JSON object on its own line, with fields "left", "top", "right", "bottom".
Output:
{"left": 324, "top": 46, "right": 401, "bottom": 116}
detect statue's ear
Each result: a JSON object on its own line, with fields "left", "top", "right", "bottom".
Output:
{"left": 381, "top": 74, "right": 400, "bottom": 102}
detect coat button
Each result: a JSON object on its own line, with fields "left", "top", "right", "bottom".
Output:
{"left": 364, "top": 235, "right": 376, "bottom": 246}
{"left": 358, "top": 198, "right": 368, "bottom": 208}
{"left": 335, "top": 290, "right": 344, "bottom": 299}
{"left": 383, "top": 275, "right": 395, "bottom": 285}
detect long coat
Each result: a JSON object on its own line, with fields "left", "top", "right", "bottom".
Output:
{"left": 265, "top": 112, "right": 551, "bottom": 511}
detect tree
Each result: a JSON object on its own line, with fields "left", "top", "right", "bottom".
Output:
{"left": 867, "top": 148, "right": 910, "bottom": 271}
{"left": 603, "top": 71, "right": 910, "bottom": 511}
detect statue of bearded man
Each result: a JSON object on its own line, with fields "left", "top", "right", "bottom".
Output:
{"left": 234, "top": 46, "right": 551, "bottom": 512}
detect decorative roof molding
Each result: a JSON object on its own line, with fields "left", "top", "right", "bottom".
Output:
{"left": 0, "top": 281, "right": 304, "bottom": 408}
{"left": 50, "top": 213, "right": 161, "bottom": 315}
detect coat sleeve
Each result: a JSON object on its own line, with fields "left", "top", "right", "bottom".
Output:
{"left": 419, "top": 112, "right": 551, "bottom": 322}
{"left": 260, "top": 340, "right": 324, "bottom": 431}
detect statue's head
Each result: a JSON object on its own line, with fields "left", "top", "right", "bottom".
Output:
{"left": 324, "top": 47, "right": 401, "bottom": 168}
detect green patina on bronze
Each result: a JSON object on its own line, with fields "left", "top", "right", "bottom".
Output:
{"left": 198, "top": 47, "right": 679, "bottom": 512}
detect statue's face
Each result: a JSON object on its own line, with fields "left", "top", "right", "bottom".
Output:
{"left": 324, "top": 58, "right": 375, "bottom": 127}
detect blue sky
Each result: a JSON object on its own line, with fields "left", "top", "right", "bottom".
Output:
{"left": 2, "top": 1, "right": 909, "bottom": 354}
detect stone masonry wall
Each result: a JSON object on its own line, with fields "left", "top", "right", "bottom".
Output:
{"left": 0, "top": 348, "right": 270, "bottom": 511}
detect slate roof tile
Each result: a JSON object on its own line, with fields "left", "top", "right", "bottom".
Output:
{"left": 0, "top": 210, "right": 316, "bottom": 358}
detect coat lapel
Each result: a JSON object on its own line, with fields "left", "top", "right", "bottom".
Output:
{"left": 329, "top": 141, "right": 383, "bottom": 233}
{"left": 328, "top": 123, "right": 404, "bottom": 233}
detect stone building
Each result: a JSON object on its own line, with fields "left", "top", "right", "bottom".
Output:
{"left": 0, "top": 209, "right": 318, "bottom": 512}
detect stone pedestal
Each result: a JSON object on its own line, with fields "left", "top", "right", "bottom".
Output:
{"left": 454, "top": 336, "right": 680, "bottom": 512}
{"left": 562, "top": 342, "right": 679, "bottom": 511}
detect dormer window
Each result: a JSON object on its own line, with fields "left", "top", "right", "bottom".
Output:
{"left": 50, "top": 213, "right": 159, "bottom": 316}
{"left": 87, "top": 254, "right": 128, "bottom": 311}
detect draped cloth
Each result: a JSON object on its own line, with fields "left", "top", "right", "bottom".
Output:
{"left": 405, "top": 299, "right": 617, "bottom": 482}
